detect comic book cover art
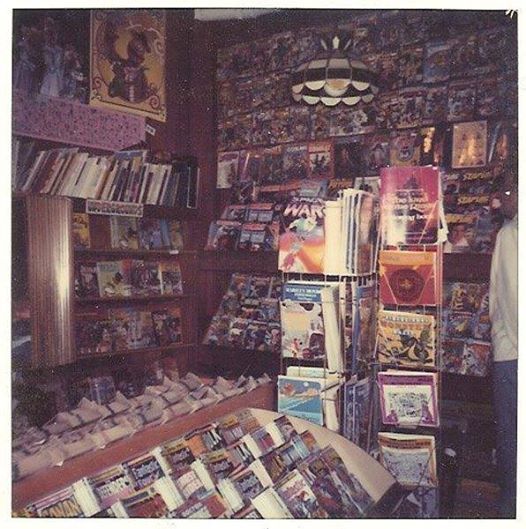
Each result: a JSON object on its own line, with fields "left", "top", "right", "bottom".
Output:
{"left": 118, "top": 487, "right": 170, "bottom": 518}
{"left": 363, "top": 133, "right": 389, "bottom": 176}
{"left": 343, "top": 377, "right": 371, "bottom": 450}
{"left": 206, "top": 220, "right": 241, "bottom": 251}
{"left": 138, "top": 218, "right": 164, "bottom": 250}
{"left": 422, "top": 85, "right": 448, "bottom": 125}
{"left": 159, "top": 261, "right": 183, "bottom": 295}
{"left": 389, "top": 131, "right": 421, "bottom": 166}
{"left": 278, "top": 197, "right": 325, "bottom": 274}
{"left": 97, "top": 260, "right": 131, "bottom": 297}
{"left": 380, "top": 166, "right": 441, "bottom": 246}
{"left": 25, "top": 485, "right": 87, "bottom": 518}
{"left": 75, "top": 262, "right": 99, "bottom": 298}
{"left": 447, "top": 80, "right": 476, "bottom": 122}
{"left": 296, "top": 452, "right": 362, "bottom": 518}
{"left": 379, "top": 250, "right": 438, "bottom": 306}
{"left": 275, "top": 469, "right": 329, "bottom": 519}
{"left": 72, "top": 213, "right": 91, "bottom": 249}
{"left": 378, "top": 310, "right": 436, "bottom": 367}
{"left": 285, "top": 106, "right": 312, "bottom": 144}
{"left": 217, "top": 151, "right": 239, "bottom": 189}
{"left": 88, "top": 465, "right": 135, "bottom": 509}
{"left": 351, "top": 281, "right": 377, "bottom": 372}
{"left": 443, "top": 211, "right": 479, "bottom": 254}
{"left": 419, "top": 126, "right": 446, "bottom": 167}
{"left": 221, "top": 204, "right": 247, "bottom": 222}
{"left": 310, "top": 103, "right": 332, "bottom": 140}
{"left": 423, "top": 41, "right": 451, "bottom": 83}
{"left": 462, "top": 340, "right": 492, "bottom": 377}
{"left": 373, "top": 51, "right": 399, "bottom": 91}
{"left": 308, "top": 141, "right": 333, "bottom": 180}
{"left": 396, "top": 486, "right": 439, "bottom": 518}
{"left": 237, "top": 222, "right": 279, "bottom": 252}
{"left": 329, "top": 104, "right": 377, "bottom": 137}
{"left": 451, "top": 120, "right": 487, "bottom": 169}
{"left": 280, "top": 282, "right": 325, "bottom": 361}
{"left": 282, "top": 144, "right": 309, "bottom": 181}
{"left": 110, "top": 216, "right": 139, "bottom": 250}
{"left": 378, "top": 432, "right": 437, "bottom": 487}
{"left": 378, "top": 371, "right": 439, "bottom": 428}
{"left": 450, "top": 35, "right": 478, "bottom": 79}
{"left": 475, "top": 78, "right": 500, "bottom": 119}
{"left": 333, "top": 136, "right": 362, "bottom": 181}
{"left": 444, "top": 310, "right": 474, "bottom": 340}
{"left": 398, "top": 46, "right": 423, "bottom": 87}
{"left": 441, "top": 339, "right": 465, "bottom": 374}
{"left": 277, "top": 376, "right": 325, "bottom": 426}
{"left": 443, "top": 281, "right": 488, "bottom": 312}
{"left": 152, "top": 307, "right": 182, "bottom": 346}
{"left": 76, "top": 316, "right": 113, "bottom": 356}
{"left": 397, "top": 88, "right": 425, "bottom": 129}
{"left": 260, "top": 146, "right": 283, "bottom": 185}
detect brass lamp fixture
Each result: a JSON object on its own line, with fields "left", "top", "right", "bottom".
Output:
{"left": 291, "top": 33, "right": 378, "bottom": 106}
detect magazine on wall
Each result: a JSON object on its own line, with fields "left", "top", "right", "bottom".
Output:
{"left": 278, "top": 197, "right": 325, "bottom": 274}
{"left": 378, "top": 370, "right": 439, "bottom": 428}
{"left": 380, "top": 166, "right": 441, "bottom": 246}
{"left": 377, "top": 310, "right": 436, "bottom": 367}
{"left": 378, "top": 432, "right": 437, "bottom": 488}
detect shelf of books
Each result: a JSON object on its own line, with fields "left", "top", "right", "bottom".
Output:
{"left": 371, "top": 166, "right": 445, "bottom": 517}
{"left": 13, "top": 400, "right": 407, "bottom": 518}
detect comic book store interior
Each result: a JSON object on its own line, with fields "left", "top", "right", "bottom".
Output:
{"left": 10, "top": 7, "right": 519, "bottom": 520}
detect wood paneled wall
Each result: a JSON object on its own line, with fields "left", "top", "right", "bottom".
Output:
{"left": 27, "top": 195, "right": 75, "bottom": 367}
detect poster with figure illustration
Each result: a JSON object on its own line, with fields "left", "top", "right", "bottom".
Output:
{"left": 90, "top": 9, "right": 166, "bottom": 122}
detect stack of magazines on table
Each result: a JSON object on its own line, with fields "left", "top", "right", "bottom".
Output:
{"left": 14, "top": 409, "right": 377, "bottom": 518}
{"left": 12, "top": 372, "right": 271, "bottom": 482}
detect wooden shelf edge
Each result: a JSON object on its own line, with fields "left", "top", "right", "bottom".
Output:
{"left": 12, "top": 383, "right": 276, "bottom": 511}
{"left": 75, "top": 343, "right": 193, "bottom": 361}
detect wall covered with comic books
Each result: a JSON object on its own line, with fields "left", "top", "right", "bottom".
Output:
{"left": 214, "top": 9, "right": 517, "bottom": 256}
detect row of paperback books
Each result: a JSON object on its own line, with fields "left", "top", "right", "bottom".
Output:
{"left": 75, "top": 259, "right": 182, "bottom": 299}
{"left": 76, "top": 306, "right": 182, "bottom": 355}
{"left": 73, "top": 212, "right": 185, "bottom": 252}
{"left": 12, "top": 373, "right": 271, "bottom": 484}
{"left": 13, "top": 145, "right": 198, "bottom": 208}
{"left": 203, "top": 273, "right": 282, "bottom": 354}
{"left": 16, "top": 407, "right": 376, "bottom": 519}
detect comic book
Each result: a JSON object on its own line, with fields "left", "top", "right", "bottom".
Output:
{"left": 169, "top": 491, "right": 228, "bottom": 519}
{"left": 123, "top": 450, "right": 166, "bottom": 491}
{"left": 138, "top": 218, "right": 164, "bottom": 250}
{"left": 237, "top": 222, "right": 279, "bottom": 252}
{"left": 451, "top": 120, "right": 487, "bottom": 169}
{"left": 396, "top": 88, "right": 425, "bottom": 129}
{"left": 378, "top": 371, "right": 439, "bottom": 428}
{"left": 396, "top": 486, "right": 439, "bottom": 518}
{"left": 76, "top": 317, "right": 113, "bottom": 356}
{"left": 159, "top": 261, "right": 183, "bottom": 295}
{"left": 280, "top": 281, "right": 325, "bottom": 361}
{"left": 441, "top": 339, "right": 465, "bottom": 374}
{"left": 378, "top": 432, "right": 437, "bottom": 487}
{"left": 96, "top": 261, "right": 131, "bottom": 298}
{"left": 205, "top": 220, "right": 241, "bottom": 251}
{"left": 110, "top": 216, "right": 139, "bottom": 250}
{"left": 447, "top": 80, "right": 476, "bottom": 122}
{"left": 333, "top": 136, "right": 362, "bottom": 181}
{"left": 422, "top": 86, "right": 448, "bottom": 125}
{"left": 377, "top": 310, "right": 436, "bottom": 367}
{"left": 308, "top": 140, "right": 333, "bottom": 180}
{"left": 277, "top": 376, "right": 325, "bottom": 426}
{"left": 350, "top": 280, "right": 377, "bottom": 373}
{"left": 282, "top": 143, "right": 309, "bottom": 181}
{"left": 462, "top": 340, "right": 492, "bottom": 377}
{"left": 75, "top": 262, "right": 99, "bottom": 298}
{"left": 423, "top": 41, "right": 452, "bottom": 83}
{"left": 274, "top": 469, "right": 329, "bottom": 518}
{"left": 362, "top": 133, "right": 389, "bottom": 176}
{"left": 167, "top": 219, "right": 184, "bottom": 252}
{"left": 72, "top": 213, "right": 91, "bottom": 250}
{"left": 109, "top": 307, "right": 135, "bottom": 351}
{"left": 259, "top": 146, "right": 283, "bottom": 185}
{"left": 398, "top": 45, "right": 423, "bottom": 87}
{"left": 379, "top": 250, "right": 438, "bottom": 306}
{"left": 86, "top": 464, "right": 135, "bottom": 510}
{"left": 343, "top": 377, "right": 371, "bottom": 450}
{"left": 389, "top": 131, "right": 421, "bottom": 166}
{"left": 419, "top": 125, "right": 446, "bottom": 166}
{"left": 245, "top": 202, "right": 281, "bottom": 223}
{"left": 278, "top": 197, "right": 325, "bottom": 274}
{"left": 220, "top": 204, "right": 247, "bottom": 222}
{"left": 216, "top": 151, "right": 239, "bottom": 189}
{"left": 152, "top": 307, "right": 183, "bottom": 346}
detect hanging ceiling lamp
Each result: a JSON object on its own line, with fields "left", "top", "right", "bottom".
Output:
{"left": 291, "top": 33, "right": 378, "bottom": 106}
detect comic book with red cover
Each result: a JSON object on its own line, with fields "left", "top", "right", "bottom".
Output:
{"left": 379, "top": 250, "right": 438, "bottom": 306}
{"left": 380, "top": 166, "right": 441, "bottom": 246}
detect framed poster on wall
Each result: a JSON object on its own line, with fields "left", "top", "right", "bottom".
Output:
{"left": 90, "top": 9, "right": 167, "bottom": 122}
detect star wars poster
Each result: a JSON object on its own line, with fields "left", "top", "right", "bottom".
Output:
{"left": 90, "top": 9, "right": 166, "bottom": 122}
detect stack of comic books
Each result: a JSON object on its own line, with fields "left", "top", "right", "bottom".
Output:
{"left": 16, "top": 410, "right": 376, "bottom": 519}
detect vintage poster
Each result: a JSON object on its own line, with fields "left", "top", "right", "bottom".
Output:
{"left": 90, "top": 9, "right": 166, "bottom": 122}
{"left": 451, "top": 120, "right": 488, "bottom": 169}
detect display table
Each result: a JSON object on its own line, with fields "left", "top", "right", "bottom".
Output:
{"left": 12, "top": 383, "right": 275, "bottom": 511}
